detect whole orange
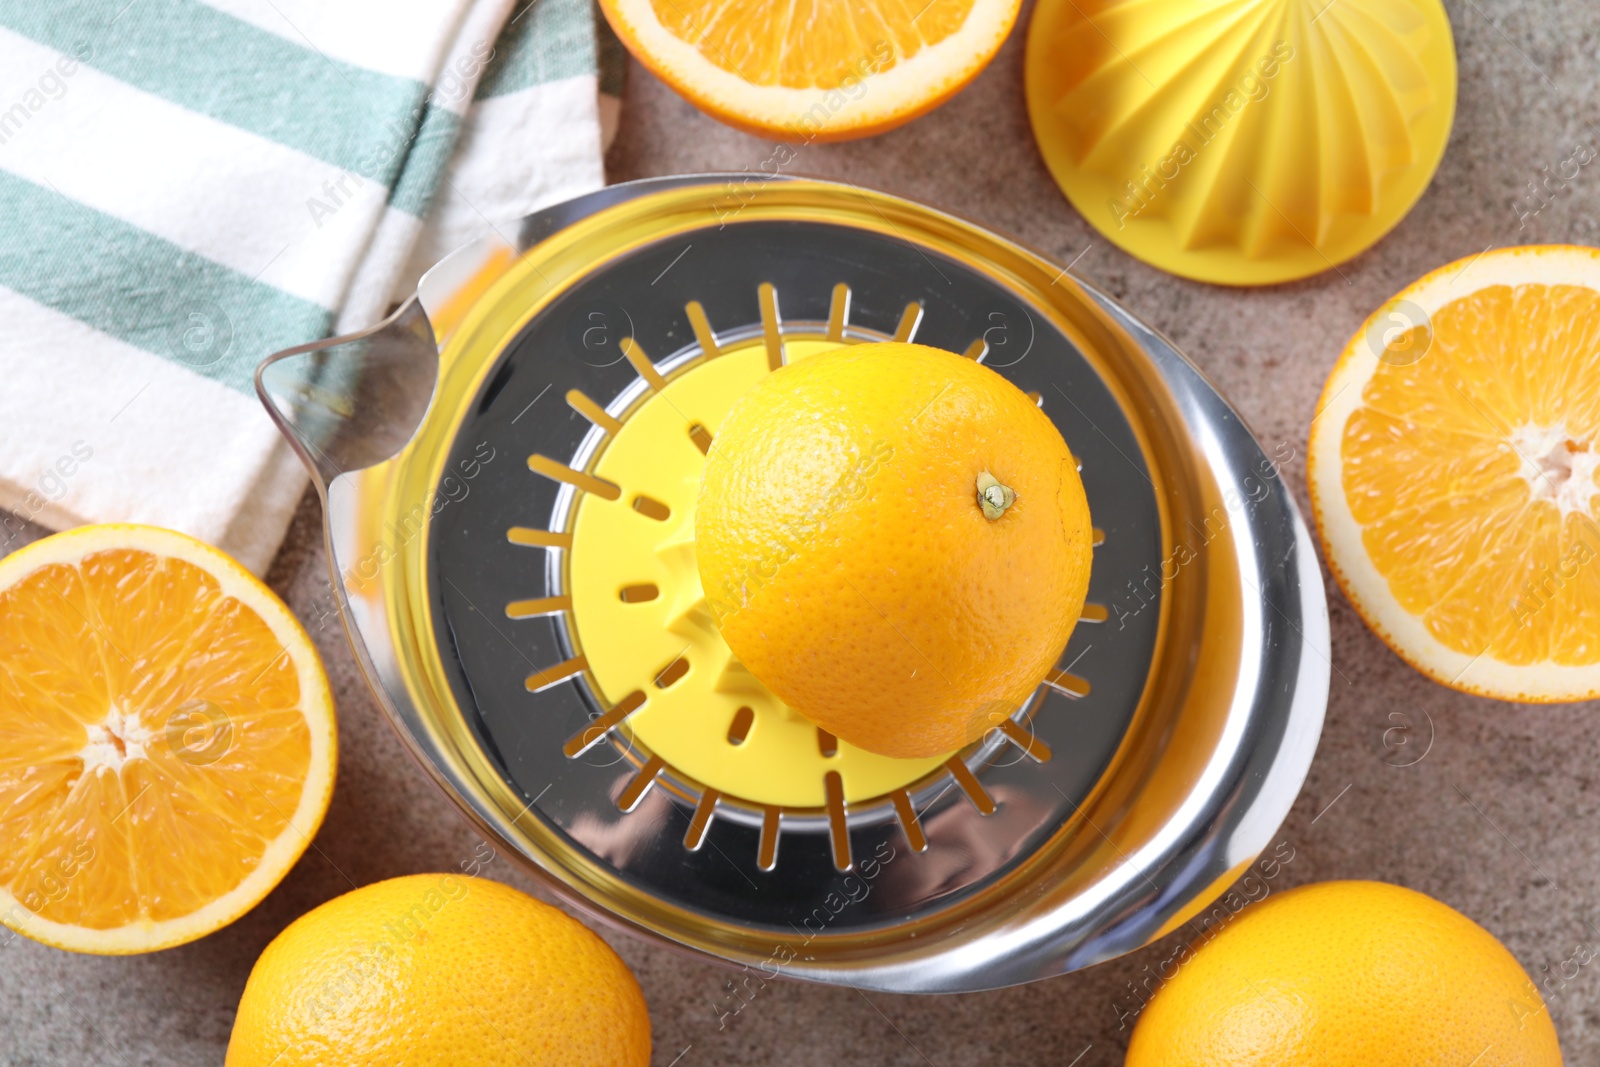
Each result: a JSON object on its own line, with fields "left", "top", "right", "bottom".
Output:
{"left": 226, "top": 874, "right": 651, "bottom": 1067}
{"left": 1127, "top": 880, "right": 1562, "bottom": 1067}
{"left": 695, "top": 342, "right": 1093, "bottom": 759}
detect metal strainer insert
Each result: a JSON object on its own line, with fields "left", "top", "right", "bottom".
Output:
{"left": 257, "top": 175, "right": 1327, "bottom": 993}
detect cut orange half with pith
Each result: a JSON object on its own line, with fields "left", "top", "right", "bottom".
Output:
{"left": 0, "top": 525, "right": 336, "bottom": 953}
{"left": 1309, "top": 245, "right": 1600, "bottom": 701}
{"left": 597, "top": 0, "right": 1021, "bottom": 141}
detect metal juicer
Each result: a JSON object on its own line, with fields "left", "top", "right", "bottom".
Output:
{"left": 256, "top": 174, "right": 1328, "bottom": 993}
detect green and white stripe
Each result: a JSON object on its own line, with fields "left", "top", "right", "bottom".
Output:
{"left": 0, "top": 0, "right": 609, "bottom": 572}
{"left": 402, "top": 0, "right": 609, "bottom": 284}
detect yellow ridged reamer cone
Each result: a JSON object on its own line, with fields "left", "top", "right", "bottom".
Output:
{"left": 1025, "top": 0, "right": 1457, "bottom": 286}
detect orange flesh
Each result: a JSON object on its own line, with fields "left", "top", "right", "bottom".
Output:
{"left": 1342, "top": 283, "right": 1600, "bottom": 666}
{"left": 0, "top": 550, "right": 310, "bottom": 928}
{"left": 647, "top": 0, "right": 976, "bottom": 87}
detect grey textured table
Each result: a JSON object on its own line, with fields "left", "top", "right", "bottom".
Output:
{"left": 6, "top": 2, "right": 1600, "bottom": 1063}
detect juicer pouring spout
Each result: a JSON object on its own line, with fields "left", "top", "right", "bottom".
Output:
{"left": 254, "top": 299, "right": 440, "bottom": 492}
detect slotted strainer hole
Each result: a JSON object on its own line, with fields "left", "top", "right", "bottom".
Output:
{"left": 654, "top": 655, "right": 690, "bottom": 689}
{"left": 726, "top": 706, "right": 754, "bottom": 745}
{"left": 632, "top": 495, "right": 671, "bottom": 521}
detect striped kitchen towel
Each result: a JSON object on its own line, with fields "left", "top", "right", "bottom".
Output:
{"left": 0, "top": 0, "right": 613, "bottom": 575}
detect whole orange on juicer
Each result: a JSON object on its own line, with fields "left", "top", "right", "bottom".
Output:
{"left": 696, "top": 341, "right": 1095, "bottom": 759}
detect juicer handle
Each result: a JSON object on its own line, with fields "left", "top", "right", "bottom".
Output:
{"left": 254, "top": 299, "right": 439, "bottom": 491}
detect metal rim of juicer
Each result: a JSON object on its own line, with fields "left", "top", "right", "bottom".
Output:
{"left": 256, "top": 174, "right": 1329, "bottom": 993}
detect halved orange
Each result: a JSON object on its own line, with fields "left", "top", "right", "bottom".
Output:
{"left": 0, "top": 525, "right": 336, "bottom": 953}
{"left": 598, "top": 0, "right": 1021, "bottom": 141}
{"left": 1309, "top": 245, "right": 1600, "bottom": 701}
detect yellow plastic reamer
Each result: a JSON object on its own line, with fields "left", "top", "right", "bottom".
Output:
{"left": 1025, "top": 0, "right": 1457, "bottom": 286}
{"left": 567, "top": 338, "right": 952, "bottom": 809}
